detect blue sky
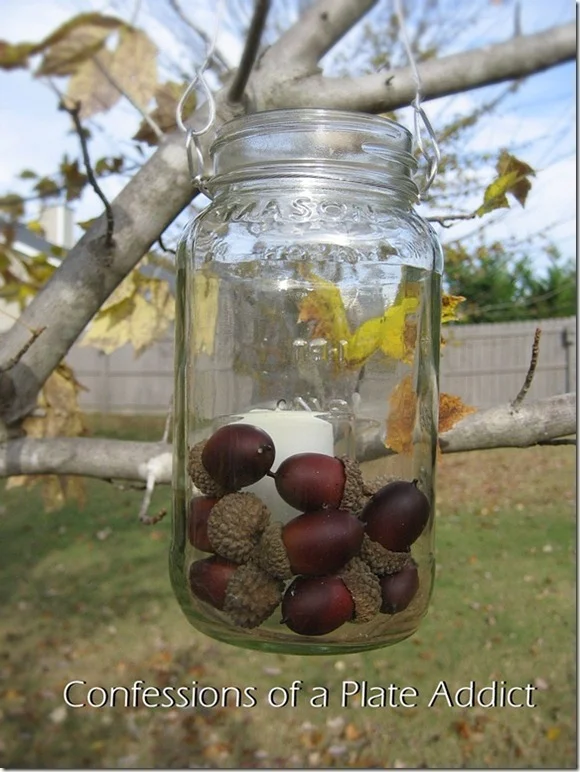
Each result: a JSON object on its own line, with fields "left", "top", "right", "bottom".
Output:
{"left": 0, "top": 0, "right": 576, "bottom": 273}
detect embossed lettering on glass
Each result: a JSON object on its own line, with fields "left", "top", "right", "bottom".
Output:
{"left": 171, "top": 109, "right": 444, "bottom": 654}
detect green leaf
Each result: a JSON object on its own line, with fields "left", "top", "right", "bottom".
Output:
{"left": 34, "top": 177, "right": 60, "bottom": 199}
{"left": 60, "top": 158, "right": 87, "bottom": 201}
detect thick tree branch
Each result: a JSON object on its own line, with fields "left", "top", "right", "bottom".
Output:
{"left": 259, "top": 0, "right": 378, "bottom": 79}
{"left": 273, "top": 22, "right": 576, "bottom": 112}
{"left": 0, "top": 13, "right": 575, "bottom": 425}
{"left": 0, "top": 394, "right": 574, "bottom": 482}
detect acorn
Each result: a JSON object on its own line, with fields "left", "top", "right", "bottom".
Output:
{"left": 379, "top": 563, "right": 420, "bottom": 614}
{"left": 187, "top": 441, "right": 227, "bottom": 497}
{"left": 257, "top": 509, "right": 364, "bottom": 578}
{"left": 189, "top": 557, "right": 283, "bottom": 628}
{"left": 188, "top": 496, "right": 220, "bottom": 552}
{"left": 281, "top": 575, "right": 355, "bottom": 636}
{"left": 339, "top": 557, "right": 382, "bottom": 624}
{"left": 201, "top": 424, "right": 275, "bottom": 491}
{"left": 359, "top": 533, "right": 413, "bottom": 576}
{"left": 223, "top": 561, "right": 284, "bottom": 628}
{"left": 273, "top": 453, "right": 365, "bottom": 512}
{"left": 189, "top": 555, "right": 237, "bottom": 610}
{"left": 360, "top": 480, "right": 430, "bottom": 552}
{"left": 207, "top": 492, "right": 270, "bottom": 563}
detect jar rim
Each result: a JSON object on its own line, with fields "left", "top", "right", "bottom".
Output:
{"left": 212, "top": 108, "right": 413, "bottom": 152}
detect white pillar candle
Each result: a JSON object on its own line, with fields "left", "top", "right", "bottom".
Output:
{"left": 231, "top": 408, "right": 334, "bottom": 521}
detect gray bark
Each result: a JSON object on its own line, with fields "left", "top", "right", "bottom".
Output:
{"left": 0, "top": 393, "right": 574, "bottom": 483}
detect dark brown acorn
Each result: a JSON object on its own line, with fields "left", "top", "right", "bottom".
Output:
{"left": 201, "top": 424, "right": 275, "bottom": 490}
{"left": 379, "top": 563, "right": 420, "bottom": 614}
{"left": 282, "top": 509, "right": 364, "bottom": 575}
{"left": 188, "top": 556, "right": 238, "bottom": 610}
{"left": 360, "top": 480, "right": 430, "bottom": 552}
{"left": 189, "top": 557, "right": 283, "bottom": 628}
{"left": 281, "top": 575, "right": 354, "bottom": 636}
{"left": 274, "top": 453, "right": 345, "bottom": 510}
{"left": 187, "top": 497, "right": 220, "bottom": 552}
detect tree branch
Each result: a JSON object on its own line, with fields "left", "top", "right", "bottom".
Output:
{"left": 259, "top": 0, "right": 378, "bottom": 79}
{"left": 59, "top": 100, "right": 115, "bottom": 250}
{"left": 0, "top": 394, "right": 574, "bottom": 482}
{"left": 228, "top": 0, "right": 271, "bottom": 104}
{"left": 0, "top": 14, "right": 575, "bottom": 425}
{"left": 273, "top": 22, "right": 576, "bottom": 112}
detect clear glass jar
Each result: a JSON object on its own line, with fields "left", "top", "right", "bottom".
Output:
{"left": 171, "top": 109, "right": 443, "bottom": 655}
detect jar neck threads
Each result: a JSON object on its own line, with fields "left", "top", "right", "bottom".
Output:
{"left": 209, "top": 109, "right": 419, "bottom": 205}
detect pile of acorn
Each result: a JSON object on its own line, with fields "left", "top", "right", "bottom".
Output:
{"left": 186, "top": 423, "right": 430, "bottom": 637}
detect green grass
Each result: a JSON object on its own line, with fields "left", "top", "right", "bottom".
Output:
{"left": 0, "top": 416, "right": 576, "bottom": 768}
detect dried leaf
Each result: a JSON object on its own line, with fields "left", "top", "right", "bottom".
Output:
{"left": 17, "top": 362, "right": 88, "bottom": 511}
{"left": 476, "top": 151, "right": 535, "bottom": 216}
{"left": 37, "top": 17, "right": 120, "bottom": 76}
{"left": 108, "top": 28, "right": 157, "bottom": 109}
{"left": 438, "top": 392, "right": 476, "bottom": 434}
{"left": 298, "top": 275, "right": 350, "bottom": 342}
{"left": 546, "top": 726, "right": 561, "bottom": 741}
{"left": 0, "top": 194, "right": 25, "bottom": 219}
{"left": 66, "top": 49, "right": 121, "bottom": 118}
{"left": 81, "top": 273, "right": 175, "bottom": 356}
{"left": 0, "top": 41, "right": 37, "bottom": 70}
{"left": 385, "top": 376, "right": 416, "bottom": 455}
{"left": 386, "top": 376, "right": 476, "bottom": 454}
{"left": 60, "top": 158, "right": 87, "bottom": 201}
{"left": 133, "top": 81, "right": 188, "bottom": 146}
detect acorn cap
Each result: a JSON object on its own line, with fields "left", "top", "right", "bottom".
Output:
{"left": 359, "top": 533, "right": 413, "bottom": 576}
{"left": 207, "top": 492, "right": 270, "bottom": 563}
{"left": 223, "top": 562, "right": 284, "bottom": 628}
{"left": 188, "top": 440, "right": 227, "bottom": 497}
{"left": 254, "top": 522, "right": 293, "bottom": 580}
{"left": 339, "top": 456, "right": 366, "bottom": 514}
{"left": 340, "top": 557, "right": 382, "bottom": 624}
{"left": 362, "top": 474, "right": 399, "bottom": 499}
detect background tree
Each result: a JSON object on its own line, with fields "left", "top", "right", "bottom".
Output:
{"left": 0, "top": 0, "right": 575, "bottom": 498}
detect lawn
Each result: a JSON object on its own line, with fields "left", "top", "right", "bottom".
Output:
{"left": 0, "top": 415, "right": 576, "bottom": 768}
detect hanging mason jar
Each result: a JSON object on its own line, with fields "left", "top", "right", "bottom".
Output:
{"left": 171, "top": 108, "right": 443, "bottom": 655}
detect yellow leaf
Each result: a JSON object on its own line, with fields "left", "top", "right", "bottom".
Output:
{"left": 193, "top": 273, "right": 220, "bottom": 355}
{"left": 378, "top": 296, "right": 419, "bottom": 361}
{"left": 129, "top": 292, "right": 170, "bottom": 355}
{"left": 81, "top": 297, "right": 135, "bottom": 354}
{"left": 67, "top": 49, "right": 121, "bottom": 118}
{"left": 26, "top": 220, "right": 46, "bottom": 237}
{"left": 441, "top": 294, "right": 465, "bottom": 323}
{"left": 546, "top": 727, "right": 561, "bottom": 741}
{"left": 298, "top": 275, "right": 350, "bottom": 343}
{"left": 108, "top": 28, "right": 157, "bottom": 109}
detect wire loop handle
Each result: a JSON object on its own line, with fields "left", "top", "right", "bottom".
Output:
{"left": 175, "top": 0, "right": 225, "bottom": 196}
{"left": 394, "top": 0, "right": 441, "bottom": 198}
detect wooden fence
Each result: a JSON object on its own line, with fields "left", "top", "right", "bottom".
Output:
{"left": 67, "top": 316, "right": 576, "bottom": 414}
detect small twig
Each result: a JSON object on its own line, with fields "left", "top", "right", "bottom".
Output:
{"left": 427, "top": 212, "right": 477, "bottom": 227}
{"left": 0, "top": 327, "right": 45, "bottom": 372}
{"left": 92, "top": 56, "right": 164, "bottom": 141}
{"left": 158, "top": 234, "right": 176, "bottom": 255}
{"left": 228, "top": 0, "right": 272, "bottom": 104}
{"left": 511, "top": 328, "right": 542, "bottom": 409}
{"left": 138, "top": 469, "right": 168, "bottom": 525}
{"left": 59, "top": 100, "right": 115, "bottom": 250}
{"left": 105, "top": 478, "right": 147, "bottom": 491}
